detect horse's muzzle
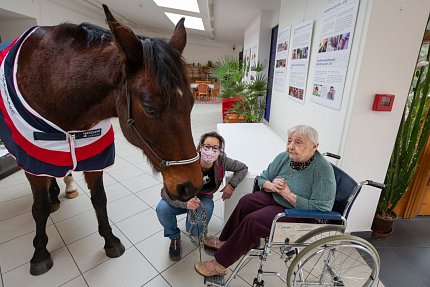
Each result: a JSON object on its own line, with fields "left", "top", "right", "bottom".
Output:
{"left": 174, "top": 181, "right": 200, "bottom": 201}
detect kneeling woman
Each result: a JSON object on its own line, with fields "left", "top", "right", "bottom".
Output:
{"left": 195, "top": 125, "right": 336, "bottom": 276}
{"left": 156, "top": 131, "right": 248, "bottom": 261}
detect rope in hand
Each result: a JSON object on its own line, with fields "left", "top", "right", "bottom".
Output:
{"left": 187, "top": 199, "right": 208, "bottom": 262}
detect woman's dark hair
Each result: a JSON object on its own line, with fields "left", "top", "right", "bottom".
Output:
{"left": 198, "top": 131, "right": 225, "bottom": 151}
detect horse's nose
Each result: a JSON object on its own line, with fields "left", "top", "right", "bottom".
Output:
{"left": 176, "top": 182, "right": 199, "bottom": 201}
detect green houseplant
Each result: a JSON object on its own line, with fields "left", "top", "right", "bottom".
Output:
{"left": 212, "top": 55, "right": 268, "bottom": 123}
{"left": 372, "top": 41, "right": 430, "bottom": 236}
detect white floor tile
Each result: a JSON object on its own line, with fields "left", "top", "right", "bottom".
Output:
{"left": 133, "top": 161, "right": 154, "bottom": 173}
{"left": 49, "top": 193, "right": 93, "bottom": 223}
{"left": 0, "top": 194, "right": 33, "bottom": 222}
{"left": 135, "top": 230, "right": 197, "bottom": 273}
{"left": 83, "top": 247, "right": 158, "bottom": 287}
{"left": 161, "top": 247, "right": 249, "bottom": 287}
{"left": 105, "top": 158, "right": 131, "bottom": 172}
{"left": 61, "top": 276, "right": 88, "bottom": 287}
{"left": 102, "top": 182, "right": 133, "bottom": 202}
{"left": 120, "top": 173, "right": 160, "bottom": 193}
{"left": 0, "top": 212, "right": 52, "bottom": 244}
{"left": 0, "top": 182, "right": 31, "bottom": 204}
{"left": 0, "top": 224, "right": 64, "bottom": 273}
{"left": 2, "top": 247, "right": 80, "bottom": 287}
{"left": 67, "top": 225, "right": 132, "bottom": 273}
{"left": 106, "top": 166, "right": 145, "bottom": 182}
{"left": 55, "top": 210, "right": 99, "bottom": 244}
{"left": 142, "top": 275, "right": 171, "bottom": 287}
{"left": 116, "top": 209, "right": 163, "bottom": 244}
{"left": 107, "top": 194, "right": 150, "bottom": 223}
{"left": 135, "top": 183, "right": 163, "bottom": 207}
{"left": 0, "top": 170, "right": 26, "bottom": 189}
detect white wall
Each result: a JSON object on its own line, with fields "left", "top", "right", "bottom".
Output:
{"left": 244, "top": 0, "right": 430, "bottom": 231}
{"left": 0, "top": 18, "right": 36, "bottom": 40}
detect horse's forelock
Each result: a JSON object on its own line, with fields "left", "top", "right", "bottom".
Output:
{"left": 140, "top": 38, "right": 187, "bottom": 104}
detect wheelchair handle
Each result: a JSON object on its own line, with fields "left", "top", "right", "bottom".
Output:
{"left": 365, "top": 180, "right": 385, "bottom": 189}
{"left": 323, "top": 152, "right": 341, "bottom": 159}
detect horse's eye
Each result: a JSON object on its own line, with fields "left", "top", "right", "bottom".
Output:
{"left": 144, "top": 106, "right": 160, "bottom": 118}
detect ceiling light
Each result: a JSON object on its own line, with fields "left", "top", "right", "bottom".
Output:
{"left": 165, "top": 12, "right": 205, "bottom": 30}
{"left": 153, "top": 0, "right": 200, "bottom": 13}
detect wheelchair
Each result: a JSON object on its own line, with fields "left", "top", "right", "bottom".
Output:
{"left": 205, "top": 153, "right": 384, "bottom": 287}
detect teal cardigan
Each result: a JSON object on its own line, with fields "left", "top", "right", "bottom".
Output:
{"left": 257, "top": 150, "right": 336, "bottom": 211}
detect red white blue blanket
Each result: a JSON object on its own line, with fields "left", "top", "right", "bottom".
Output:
{"left": 0, "top": 27, "right": 115, "bottom": 177}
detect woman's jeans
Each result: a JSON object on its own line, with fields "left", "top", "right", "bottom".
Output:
{"left": 156, "top": 197, "right": 214, "bottom": 239}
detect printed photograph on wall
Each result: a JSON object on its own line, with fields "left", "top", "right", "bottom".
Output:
{"left": 287, "top": 20, "right": 313, "bottom": 104}
{"left": 310, "top": 0, "right": 359, "bottom": 110}
{"left": 273, "top": 26, "right": 291, "bottom": 92}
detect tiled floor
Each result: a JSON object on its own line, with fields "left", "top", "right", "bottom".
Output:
{"left": 0, "top": 103, "right": 388, "bottom": 287}
{"left": 364, "top": 217, "right": 430, "bottom": 287}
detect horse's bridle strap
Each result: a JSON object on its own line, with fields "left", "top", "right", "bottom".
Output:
{"left": 125, "top": 87, "right": 199, "bottom": 170}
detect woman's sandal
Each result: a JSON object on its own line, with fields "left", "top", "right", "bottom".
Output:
{"left": 203, "top": 236, "right": 225, "bottom": 250}
{"left": 194, "top": 260, "right": 228, "bottom": 277}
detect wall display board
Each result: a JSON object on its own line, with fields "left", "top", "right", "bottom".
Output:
{"left": 310, "top": 0, "right": 359, "bottom": 110}
{"left": 287, "top": 20, "right": 314, "bottom": 104}
{"left": 273, "top": 26, "right": 291, "bottom": 92}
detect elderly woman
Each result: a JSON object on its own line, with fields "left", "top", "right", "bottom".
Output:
{"left": 195, "top": 125, "right": 336, "bottom": 277}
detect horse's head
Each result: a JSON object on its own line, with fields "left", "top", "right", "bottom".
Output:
{"left": 103, "top": 5, "right": 202, "bottom": 201}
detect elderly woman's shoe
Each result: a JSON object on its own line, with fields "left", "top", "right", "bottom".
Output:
{"left": 194, "top": 259, "right": 228, "bottom": 277}
{"left": 203, "top": 236, "right": 225, "bottom": 250}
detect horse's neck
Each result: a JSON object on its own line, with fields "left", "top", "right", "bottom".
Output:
{"left": 17, "top": 33, "right": 123, "bottom": 131}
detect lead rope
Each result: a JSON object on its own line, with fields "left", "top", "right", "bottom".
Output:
{"left": 187, "top": 201, "right": 208, "bottom": 262}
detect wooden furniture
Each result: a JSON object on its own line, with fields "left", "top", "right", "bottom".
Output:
{"left": 197, "top": 83, "right": 210, "bottom": 101}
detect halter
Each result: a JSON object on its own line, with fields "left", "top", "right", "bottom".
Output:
{"left": 125, "top": 85, "right": 199, "bottom": 170}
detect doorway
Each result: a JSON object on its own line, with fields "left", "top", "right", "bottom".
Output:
{"left": 264, "top": 25, "right": 278, "bottom": 122}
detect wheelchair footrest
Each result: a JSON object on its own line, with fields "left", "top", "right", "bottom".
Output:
{"left": 204, "top": 274, "right": 225, "bottom": 286}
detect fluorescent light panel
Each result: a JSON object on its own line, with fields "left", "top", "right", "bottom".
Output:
{"left": 153, "top": 0, "right": 200, "bottom": 13}
{"left": 165, "top": 12, "right": 205, "bottom": 30}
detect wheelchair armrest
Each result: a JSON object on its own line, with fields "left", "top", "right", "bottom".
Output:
{"left": 284, "top": 209, "right": 343, "bottom": 221}
{"left": 252, "top": 176, "right": 262, "bottom": 193}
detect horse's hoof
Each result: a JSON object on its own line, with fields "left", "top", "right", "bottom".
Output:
{"left": 65, "top": 190, "right": 79, "bottom": 199}
{"left": 105, "top": 243, "right": 125, "bottom": 258}
{"left": 51, "top": 203, "right": 60, "bottom": 213}
{"left": 30, "top": 256, "right": 53, "bottom": 276}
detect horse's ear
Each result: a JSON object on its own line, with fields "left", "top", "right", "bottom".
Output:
{"left": 169, "top": 18, "right": 186, "bottom": 54}
{"left": 102, "top": 4, "right": 142, "bottom": 66}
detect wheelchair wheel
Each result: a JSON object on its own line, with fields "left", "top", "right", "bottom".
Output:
{"left": 295, "top": 225, "right": 345, "bottom": 244}
{"left": 287, "top": 235, "right": 380, "bottom": 287}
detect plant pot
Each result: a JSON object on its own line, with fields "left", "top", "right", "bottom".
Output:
{"left": 224, "top": 113, "right": 245, "bottom": 123}
{"left": 371, "top": 213, "right": 397, "bottom": 238}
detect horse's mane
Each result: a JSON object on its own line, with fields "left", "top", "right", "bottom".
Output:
{"left": 77, "top": 23, "right": 188, "bottom": 101}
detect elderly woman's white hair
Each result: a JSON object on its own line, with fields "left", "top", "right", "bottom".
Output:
{"left": 287, "top": 125, "right": 319, "bottom": 146}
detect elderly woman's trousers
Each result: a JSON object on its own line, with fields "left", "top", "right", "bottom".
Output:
{"left": 214, "top": 191, "right": 286, "bottom": 267}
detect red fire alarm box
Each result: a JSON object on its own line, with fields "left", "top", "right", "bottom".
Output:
{"left": 372, "top": 94, "right": 394, "bottom": 111}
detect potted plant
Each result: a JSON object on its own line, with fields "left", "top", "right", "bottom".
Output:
{"left": 212, "top": 55, "right": 267, "bottom": 123}
{"left": 371, "top": 41, "right": 430, "bottom": 237}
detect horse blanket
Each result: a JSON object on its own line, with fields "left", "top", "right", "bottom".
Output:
{"left": 0, "top": 27, "right": 115, "bottom": 177}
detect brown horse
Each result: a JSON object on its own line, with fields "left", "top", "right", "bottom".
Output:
{"left": 0, "top": 5, "right": 202, "bottom": 275}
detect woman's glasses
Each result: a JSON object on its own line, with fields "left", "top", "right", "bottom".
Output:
{"left": 201, "top": 144, "right": 220, "bottom": 152}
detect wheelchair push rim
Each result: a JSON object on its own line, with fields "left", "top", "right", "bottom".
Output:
{"left": 286, "top": 235, "right": 380, "bottom": 287}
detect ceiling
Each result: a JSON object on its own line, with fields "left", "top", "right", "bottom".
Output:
{"left": 0, "top": 0, "right": 281, "bottom": 46}
{"left": 69, "top": 0, "right": 281, "bottom": 46}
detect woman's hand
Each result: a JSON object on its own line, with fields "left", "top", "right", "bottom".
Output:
{"left": 187, "top": 197, "right": 201, "bottom": 210}
{"left": 220, "top": 183, "right": 234, "bottom": 200}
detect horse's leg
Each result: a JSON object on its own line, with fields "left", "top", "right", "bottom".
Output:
{"left": 49, "top": 177, "right": 61, "bottom": 213}
{"left": 85, "top": 171, "right": 125, "bottom": 258}
{"left": 25, "top": 173, "right": 54, "bottom": 276}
